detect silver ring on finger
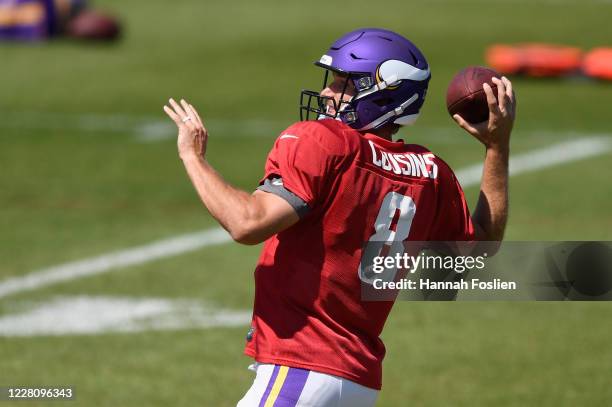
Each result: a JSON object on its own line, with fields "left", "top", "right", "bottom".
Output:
{"left": 182, "top": 116, "right": 192, "bottom": 123}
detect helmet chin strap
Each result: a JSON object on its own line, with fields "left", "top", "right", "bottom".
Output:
{"left": 355, "top": 93, "right": 419, "bottom": 131}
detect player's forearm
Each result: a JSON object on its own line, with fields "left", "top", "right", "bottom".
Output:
{"left": 472, "top": 146, "right": 509, "bottom": 242}
{"left": 181, "top": 155, "right": 262, "bottom": 242}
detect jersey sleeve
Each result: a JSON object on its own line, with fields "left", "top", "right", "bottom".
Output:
{"left": 430, "top": 164, "right": 476, "bottom": 241}
{"left": 259, "top": 121, "right": 347, "bottom": 209}
{"left": 257, "top": 176, "right": 310, "bottom": 218}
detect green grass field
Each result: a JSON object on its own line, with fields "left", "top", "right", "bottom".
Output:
{"left": 1, "top": 0, "right": 611, "bottom": 405}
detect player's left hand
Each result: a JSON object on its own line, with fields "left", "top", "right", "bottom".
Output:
{"left": 163, "top": 98, "right": 208, "bottom": 160}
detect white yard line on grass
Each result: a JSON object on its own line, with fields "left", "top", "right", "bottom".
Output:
{"left": 0, "top": 136, "right": 611, "bottom": 300}
{"left": 0, "top": 296, "right": 251, "bottom": 336}
{"left": 0, "top": 110, "right": 284, "bottom": 141}
{"left": 456, "top": 136, "right": 612, "bottom": 186}
{"left": 0, "top": 228, "right": 232, "bottom": 299}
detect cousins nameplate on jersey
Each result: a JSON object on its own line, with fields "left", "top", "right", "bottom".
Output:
{"left": 367, "top": 140, "right": 439, "bottom": 179}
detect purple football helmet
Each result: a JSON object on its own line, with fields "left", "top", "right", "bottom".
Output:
{"left": 300, "top": 28, "right": 431, "bottom": 131}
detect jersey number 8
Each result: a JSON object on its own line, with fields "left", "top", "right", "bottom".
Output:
{"left": 358, "top": 192, "right": 416, "bottom": 285}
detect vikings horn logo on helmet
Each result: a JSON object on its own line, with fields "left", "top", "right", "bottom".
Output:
{"left": 376, "top": 60, "right": 431, "bottom": 88}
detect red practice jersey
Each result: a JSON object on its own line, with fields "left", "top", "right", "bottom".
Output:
{"left": 244, "top": 119, "right": 475, "bottom": 390}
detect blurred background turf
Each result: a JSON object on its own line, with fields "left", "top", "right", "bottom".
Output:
{"left": 1, "top": 0, "right": 611, "bottom": 405}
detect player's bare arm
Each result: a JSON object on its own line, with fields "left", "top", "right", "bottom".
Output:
{"left": 163, "top": 98, "right": 299, "bottom": 245}
{"left": 453, "top": 76, "right": 516, "bottom": 242}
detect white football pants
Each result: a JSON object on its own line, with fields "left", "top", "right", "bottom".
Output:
{"left": 237, "top": 363, "right": 379, "bottom": 407}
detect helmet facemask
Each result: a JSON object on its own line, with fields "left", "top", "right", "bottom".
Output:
{"left": 300, "top": 69, "right": 358, "bottom": 124}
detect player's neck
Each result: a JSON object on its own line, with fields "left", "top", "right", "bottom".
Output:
{"left": 369, "top": 125, "right": 399, "bottom": 141}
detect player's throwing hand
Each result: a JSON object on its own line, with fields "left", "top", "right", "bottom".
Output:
{"left": 163, "top": 98, "right": 208, "bottom": 160}
{"left": 453, "top": 77, "right": 516, "bottom": 151}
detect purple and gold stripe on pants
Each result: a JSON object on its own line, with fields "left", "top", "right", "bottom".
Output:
{"left": 259, "top": 365, "right": 309, "bottom": 407}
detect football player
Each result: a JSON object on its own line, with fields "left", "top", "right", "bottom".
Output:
{"left": 164, "top": 28, "right": 516, "bottom": 406}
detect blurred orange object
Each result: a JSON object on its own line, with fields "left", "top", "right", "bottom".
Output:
{"left": 582, "top": 48, "right": 612, "bottom": 80}
{"left": 486, "top": 43, "right": 583, "bottom": 77}
{"left": 485, "top": 45, "right": 523, "bottom": 74}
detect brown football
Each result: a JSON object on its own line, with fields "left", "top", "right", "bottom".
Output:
{"left": 446, "top": 66, "right": 500, "bottom": 124}
{"left": 66, "top": 10, "right": 121, "bottom": 41}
